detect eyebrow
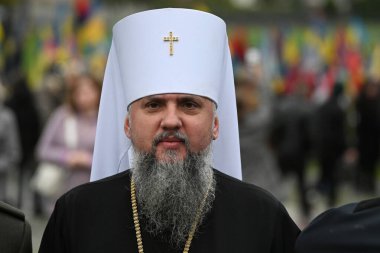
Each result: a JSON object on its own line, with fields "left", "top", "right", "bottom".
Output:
{"left": 177, "top": 95, "right": 204, "bottom": 103}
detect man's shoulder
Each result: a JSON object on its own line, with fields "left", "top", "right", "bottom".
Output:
{"left": 353, "top": 197, "right": 380, "bottom": 213}
{"left": 307, "top": 197, "right": 380, "bottom": 226}
{"left": 0, "top": 201, "right": 32, "bottom": 253}
{"left": 296, "top": 197, "right": 380, "bottom": 253}
{"left": 61, "top": 170, "right": 131, "bottom": 201}
{"left": 212, "top": 169, "right": 299, "bottom": 237}
{"left": 214, "top": 169, "right": 281, "bottom": 208}
{"left": 0, "top": 201, "right": 26, "bottom": 222}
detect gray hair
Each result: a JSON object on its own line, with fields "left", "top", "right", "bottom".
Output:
{"left": 131, "top": 132, "right": 215, "bottom": 248}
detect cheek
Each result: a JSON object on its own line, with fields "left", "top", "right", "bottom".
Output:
{"left": 129, "top": 118, "right": 159, "bottom": 149}
{"left": 186, "top": 120, "right": 214, "bottom": 150}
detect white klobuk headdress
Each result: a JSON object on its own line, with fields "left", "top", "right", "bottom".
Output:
{"left": 91, "top": 8, "right": 242, "bottom": 181}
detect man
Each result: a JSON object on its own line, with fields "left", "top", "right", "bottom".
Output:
{"left": 39, "top": 8, "right": 299, "bottom": 252}
{"left": 296, "top": 197, "right": 380, "bottom": 253}
{"left": 0, "top": 201, "right": 32, "bottom": 253}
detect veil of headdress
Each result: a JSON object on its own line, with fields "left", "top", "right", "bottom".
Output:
{"left": 90, "top": 8, "right": 242, "bottom": 181}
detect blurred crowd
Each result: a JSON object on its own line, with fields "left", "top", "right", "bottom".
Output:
{"left": 235, "top": 44, "right": 380, "bottom": 224}
{"left": 0, "top": 65, "right": 101, "bottom": 217}
{"left": 229, "top": 15, "right": 380, "bottom": 223}
{"left": 0, "top": 1, "right": 379, "bottom": 229}
{"left": 0, "top": 0, "right": 107, "bottom": 216}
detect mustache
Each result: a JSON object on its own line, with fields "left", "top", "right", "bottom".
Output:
{"left": 152, "top": 131, "right": 190, "bottom": 149}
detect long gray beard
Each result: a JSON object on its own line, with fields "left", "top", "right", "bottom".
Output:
{"left": 131, "top": 138, "right": 215, "bottom": 248}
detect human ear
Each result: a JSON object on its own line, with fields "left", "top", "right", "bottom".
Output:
{"left": 212, "top": 116, "right": 219, "bottom": 140}
{"left": 124, "top": 116, "right": 131, "bottom": 138}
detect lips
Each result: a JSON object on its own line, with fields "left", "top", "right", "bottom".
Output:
{"left": 153, "top": 131, "right": 189, "bottom": 150}
{"left": 160, "top": 137, "right": 184, "bottom": 143}
{"left": 158, "top": 137, "right": 184, "bottom": 149}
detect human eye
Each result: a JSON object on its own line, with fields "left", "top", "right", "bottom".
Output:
{"left": 181, "top": 100, "right": 200, "bottom": 110}
{"left": 144, "top": 101, "right": 162, "bottom": 111}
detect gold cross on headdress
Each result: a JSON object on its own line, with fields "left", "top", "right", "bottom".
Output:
{"left": 163, "top": 32, "right": 179, "bottom": 56}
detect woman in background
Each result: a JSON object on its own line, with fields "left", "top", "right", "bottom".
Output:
{"left": 36, "top": 73, "right": 100, "bottom": 214}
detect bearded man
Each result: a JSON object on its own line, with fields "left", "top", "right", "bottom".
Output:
{"left": 39, "top": 8, "right": 299, "bottom": 253}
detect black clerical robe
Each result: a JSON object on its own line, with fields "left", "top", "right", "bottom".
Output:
{"left": 39, "top": 169, "right": 299, "bottom": 253}
{"left": 295, "top": 197, "right": 380, "bottom": 253}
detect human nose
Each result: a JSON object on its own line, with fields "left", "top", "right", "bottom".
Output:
{"left": 160, "top": 105, "right": 182, "bottom": 130}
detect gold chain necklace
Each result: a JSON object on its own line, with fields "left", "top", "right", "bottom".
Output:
{"left": 131, "top": 178, "right": 210, "bottom": 253}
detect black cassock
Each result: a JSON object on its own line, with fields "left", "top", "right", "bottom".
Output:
{"left": 39, "top": 169, "right": 299, "bottom": 253}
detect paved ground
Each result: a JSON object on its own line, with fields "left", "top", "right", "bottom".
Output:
{"left": 5, "top": 167, "right": 379, "bottom": 252}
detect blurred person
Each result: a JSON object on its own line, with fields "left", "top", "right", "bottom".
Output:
{"left": 313, "top": 82, "right": 347, "bottom": 206}
{"left": 36, "top": 73, "right": 100, "bottom": 214}
{"left": 35, "top": 64, "right": 66, "bottom": 125}
{"left": 39, "top": 9, "right": 299, "bottom": 252}
{"left": 34, "top": 65, "right": 71, "bottom": 218}
{"left": 355, "top": 79, "right": 380, "bottom": 194}
{"left": 271, "top": 82, "right": 313, "bottom": 221}
{"left": 0, "top": 82, "right": 21, "bottom": 203}
{"left": 5, "top": 75, "right": 41, "bottom": 208}
{"left": 236, "top": 71, "right": 283, "bottom": 200}
{"left": 0, "top": 201, "right": 32, "bottom": 253}
{"left": 295, "top": 197, "right": 380, "bottom": 253}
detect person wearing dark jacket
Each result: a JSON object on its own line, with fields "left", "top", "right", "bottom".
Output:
{"left": 0, "top": 201, "right": 32, "bottom": 253}
{"left": 356, "top": 80, "right": 380, "bottom": 194}
{"left": 296, "top": 197, "right": 380, "bottom": 253}
{"left": 313, "top": 82, "right": 347, "bottom": 206}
